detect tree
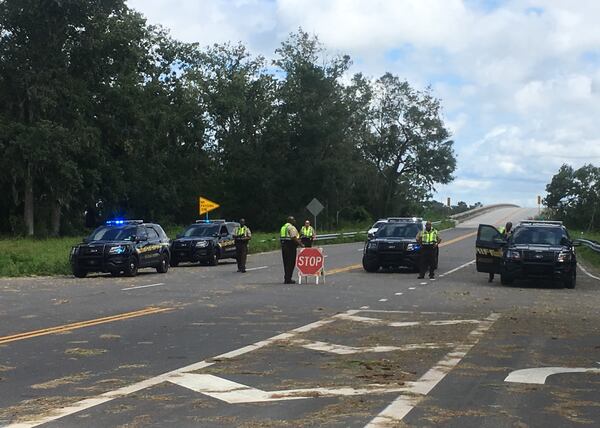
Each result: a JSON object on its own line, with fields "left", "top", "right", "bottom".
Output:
{"left": 545, "top": 164, "right": 600, "bottom": 230}
{"left": 358, "top": 73, "right": 456, "bottom": 217}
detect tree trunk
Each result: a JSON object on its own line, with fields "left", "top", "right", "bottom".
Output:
{"left": 51, "top": 200, "right": 61, "bottom": 236}
{"left": 24, "top": 165, "right": 34, "bottom": 236}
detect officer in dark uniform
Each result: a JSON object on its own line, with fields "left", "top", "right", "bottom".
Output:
{"left": 234, "top": 218, "right": 251, "bottom": 273}
{"left": 416, "top": 221, "right": 442, "bottom": 279}
{"left": 280, "top": 216, "right": 303, "bottom": 284}
{"left": 488, "top": 221, "right": 513, "bottom": 282}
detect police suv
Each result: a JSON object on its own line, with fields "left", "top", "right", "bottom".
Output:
{"left": 362, "top": 217, "right": 425, "bottom": 272}
{"left": 70, "top": 220, "right": 171, "bottom": 278}
{"left": 170, "top": 220, "right": 239, "bottom": 266}
{"left": 476, "top": 220, "right": 577, "bottom": 288}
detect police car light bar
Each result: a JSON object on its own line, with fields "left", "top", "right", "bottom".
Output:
{"left": 387, "top": 217, "right": 423, "bottom": 222}
{"left": 518, "top": 220, "right": 563, "bottom": 226}
{"left": 195, "top": 219, "right": 226, "bottom": 224}
{"left": 106, "top": 219, "right": 144, "bottom": 225}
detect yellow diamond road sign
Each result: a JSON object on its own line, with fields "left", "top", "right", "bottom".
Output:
{"left": 199, "top": 197, "right": 220, "bottom": 215}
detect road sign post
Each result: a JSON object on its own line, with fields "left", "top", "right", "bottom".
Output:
{"left": 296, "top": 247, "right": 325, "bottom": 285}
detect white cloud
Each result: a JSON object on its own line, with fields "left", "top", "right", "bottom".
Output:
{"left": 126, "top": 0, "right": 600, "bottom": 206}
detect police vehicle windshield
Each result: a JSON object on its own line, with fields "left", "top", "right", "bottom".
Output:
{"left": 377, "top": 223, "right": 421, "bottom": 238}
{"left": 182, "top": 224, "right": 220, "bottom": 238}
{"left": 511, "top": 227, "right": 563, "bottom": 246}
{"left": 88, "top": 226, "right": 137, "bottom": 242}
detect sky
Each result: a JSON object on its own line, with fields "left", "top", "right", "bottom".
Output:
{"left": 127, "top": 0, "right": 600, "bottom": 208}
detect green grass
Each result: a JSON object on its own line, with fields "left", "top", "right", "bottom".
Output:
{"left": 0, "top": 237, "right": 79, "bottom": 277}
{"left": 572, "top": 230, "right": 600, "bottom": 270}
{"left": 0, "top": 219, "right": 456, "bottom": 278}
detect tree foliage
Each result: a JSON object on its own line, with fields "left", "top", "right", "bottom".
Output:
{"left": 545, "top": 164, "right": 600, "bottom": 230}
{"left": 0, "top": 6, "right": 456, "bottom": 236}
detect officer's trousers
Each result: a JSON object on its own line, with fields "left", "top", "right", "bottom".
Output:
{"left": 281, "top": 240, "right": 297, "bottom": 283}
{"left": 236, "top": 241, "right": 248, "bottom": 272}
{"left": 419, "top": 245, "right": 436, "bottom": 278}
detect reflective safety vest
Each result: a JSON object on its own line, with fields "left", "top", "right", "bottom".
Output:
{"left": 498, "top": 226, "right": 505, "bottom": 234}
{"left": 236, "top": 226, "right": 249, "bottom": 237}
{"left": 301, "top": 226, "right": 314, "bottom": 238}
{"left": 422, "top": 229, "right": 438, "bottom": 245}
{"left": 280, "top": 223, "right": 292, "bottom": 239}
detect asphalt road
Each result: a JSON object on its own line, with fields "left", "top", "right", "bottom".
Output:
{"left": 1, "top": 207, "right": 599, "bottom": 427}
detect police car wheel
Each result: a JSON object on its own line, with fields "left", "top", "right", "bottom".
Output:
{"left": 110, "top": 270, "right": 121, "bottom": 277}
{"left": 124, "top": 257, "right": 138, "bottom": 277}
{"left": 156, "top": 254, "right": 169, "bottom": 273}
{"left": 73, "top": 269, "right": 87, "bottom": 278}
{"left": 564, "top": 269, "right": 576, "bottom": 289}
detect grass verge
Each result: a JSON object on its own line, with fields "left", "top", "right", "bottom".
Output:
{"left": 572, "top": 230, "right": 600, "bottom": 271}
{"left": 0, "top": 220, "right": 455, "bottom": 278}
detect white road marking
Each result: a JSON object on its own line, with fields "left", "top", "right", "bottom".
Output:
{"left": 408, "top": 287, "right": 416, "bottom": 290}
{"left": 7, "top": 311, "right": 343, "bottom": 428}
{"left": 337, "top": 313, "right": 482, "bottom": 328}
{"left": 360, "top": 306, "right": 370, "bottom": 309}
{"left": 291, "top": 339, "right": 454, "bottom": 355}
{"left": 505, "top": 367, "right": 600, "bottom": 385}
{"left": 439, "top": 259, "right": 475, "bottom": 278}
{"left": 578, "top": 264, "right": 600, "bottom": 281}
{"left": 395, "top": 292, "right": 403, "bottom": 296}
{"left": 378, "top": 298, "right": 388, "bottom": 302}
{"left": 365, "top": 312, "right": 501, "bottom": 427}
{"left": 168, "top": 374, "right": 411, "bottom": 403}
{"left": 121, "top": 283, "right": 164, "bottom": 291}
{"left": 244, "top": 266, "right": 268, "bottom": 272}
{"left": 420, "top": 282, "right": 427, "bottom": 285}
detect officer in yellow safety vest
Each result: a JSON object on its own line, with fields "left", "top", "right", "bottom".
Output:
{"left": 488, "top": 222, "right": 513, "bottom": 282}
{"left": 280, "top": 216, "right": 304, "bottom": 284}
{"left": 234, "top": 218, "right": 251, "bottom": 273}
{"left": 416, "top": 221, "right": 442, "bottom": 279}
{"left": 300, "top": 220, "right": 316, "bottom": 247}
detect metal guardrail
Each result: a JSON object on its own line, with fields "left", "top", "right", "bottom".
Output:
{"left": 258, "top": 220, "right": 447, "bottom": 243}
{"left": 575, "top": 238, "right": 600, "bottom": 253}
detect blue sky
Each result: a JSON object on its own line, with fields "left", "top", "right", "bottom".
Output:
{"left": 129, "top": 0, "right": 600, "bottom": 208}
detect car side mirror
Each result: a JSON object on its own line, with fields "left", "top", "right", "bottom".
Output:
{"left": 176, "top": 234, "right": 182, "bottom": 239}
{"left": 82, "top": 237, "right": 89, "bottom": 243}
{"left": 220, "top": 232, "right": 228, "bottom": 237}
{"left": 135, "top": 236, "right": 146, "bottom": 242}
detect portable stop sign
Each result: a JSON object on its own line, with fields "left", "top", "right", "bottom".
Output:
{"left": 296, "top": 247, "right": 325, "bottom": 284}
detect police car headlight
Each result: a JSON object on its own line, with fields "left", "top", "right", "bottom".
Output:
{"left": 506, "top": 250, "right": 521, "bottom": 260}
{"left": 367, "top": 241, "right": 377, "bottom": 250}
{"left": 407, "top": 243, "right": 420, "bottom": 251}
{"left": 557, "top": 250, "right": 571, "bottom": 262}
{"left": 71, "top": 246, "right": 79, "bottom": 256}
{"left": 196, "top": 241, "right": 209, "bottom": 248}
{"left": 109, "top": 245, "right": 126, "bottom": 255}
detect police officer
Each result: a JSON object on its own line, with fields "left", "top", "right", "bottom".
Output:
{"left": 488, "top": 222, "right": 513, "bottom": 282}
{"left": 416, "top": 221, "right": 441, "bottom": 279}
{"left": 280, "top": 216, "right": 303, "bottom": 284}
{"left": 234, "top": 218, "right": 251, "bottom": 273}
{"left": 300, "top": 220, "right": 316, "bottom": 247}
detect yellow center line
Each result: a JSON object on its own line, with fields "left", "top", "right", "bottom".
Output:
{"left": 0, "top": 307, "right": 173, "bottom": 345}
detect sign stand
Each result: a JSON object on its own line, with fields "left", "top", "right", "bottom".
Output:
{"left": 296, "top": 247, "right": 325, "bottom": 285}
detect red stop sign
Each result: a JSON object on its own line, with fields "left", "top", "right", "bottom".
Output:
{"left": 296, "top": 248, "right": 324, "bottom": 275}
